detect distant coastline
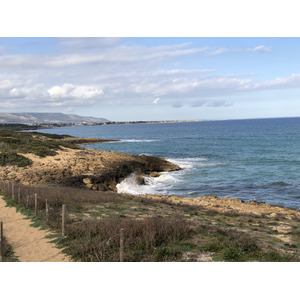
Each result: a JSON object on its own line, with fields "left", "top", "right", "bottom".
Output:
{"left": 0, "top": 119, "right": 207, "bottom": 130}
{"left": 17, "top": 116, "right": 300, "bottom": 130}
{"left": 41, "top": 119, "right": 207, "bottom": 128}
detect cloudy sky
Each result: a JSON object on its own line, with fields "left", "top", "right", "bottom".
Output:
{"left": 1, "top": 37, "right": 300, "bottom": 121}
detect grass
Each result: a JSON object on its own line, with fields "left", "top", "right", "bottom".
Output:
{"left": 0, "top": 182, "right": 299, "bottom": 262}
{"left": 2, "top": 236, "right": 19, "bottom": 262}
{"left": 61, "top": 217, "right": 195, "bottom": 262}
{"left": 196, "top": 225, "right": 292, "bottom": 262}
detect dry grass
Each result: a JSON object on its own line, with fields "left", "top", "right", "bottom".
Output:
{"left": 64, "top": 217, "right": 194, "bottom": 262}
{"left": 1, "top": 180, "right": 299, "bottom": 262}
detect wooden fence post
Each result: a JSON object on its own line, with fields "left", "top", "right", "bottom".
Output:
{"left": 12, "top": 184, "right": 15, "bottom": 200}
{"left": 34, "top": 193, "right": 38, "bottom": 217}
{"left": 120, "top": 228, "right": 124, "bottom": 262}
{"left": 18, "top": 187, "right": 21, "bottom": 204}
{"left": 62, "top": 205, "right": 66, "bottom": 237}
{"left": 26, "top": 190, "right": 29, "bottom": 206}
{"left": 0, "top": 221, "right": 3, "bottom": 262}
{"left": 45, "top": 199, "right": 49, "bottom": 224}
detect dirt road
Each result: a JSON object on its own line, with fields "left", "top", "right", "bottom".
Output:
{"left": 0, "top": 196, "right": 70, "bottom": 262}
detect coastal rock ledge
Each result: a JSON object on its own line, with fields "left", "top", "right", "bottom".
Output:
{"left": 0, "top": 147, "right": 181, "bottom": 192}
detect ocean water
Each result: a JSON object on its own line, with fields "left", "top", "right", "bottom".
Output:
{"left": 36, "top": 118, "right": 300, "bottom": 210}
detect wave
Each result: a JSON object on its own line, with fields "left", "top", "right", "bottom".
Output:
{"left": 167, "top": 157, "right": 225, "bottom": 169}
{"left": 116, "top": 172, "right": 178, "bottom": 195}
{"left": 117, "top": 139, "right": 158, "bottom": 143}
{"left": 117, "top": 157, "right": 226, "bottom": 196}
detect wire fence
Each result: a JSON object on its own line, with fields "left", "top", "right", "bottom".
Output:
{"left": 0, "top": 180, "right": 194, "bottom": 262}
{"left": 0, "top": 180, "right": 125, "bottom": 262}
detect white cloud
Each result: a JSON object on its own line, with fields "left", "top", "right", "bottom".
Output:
{"left": 72, "top": 85, "right": 103, "bottom": 99}
{"left": 59, "top": 37, "right": 122, "bottom": 51}
{"left": 251, "top": 73, "right": 300, "bottom": 89}
{"left": 209, "top": 48, "right": 228, "bottom": 55}
{"left": 252, "top": 45, "right": 271, "bottom": 53}
{"left": 48, "top": 84, "right": 75, "bottom": 99}
{"left": 9, "top": 88, "right": 20, "bottom": 97}
{"left": 0, "top": 43, "right": 207, "bottom": 69}
{"left": 0, "top": 79, "right": 15, "bottom": 89}
{"left": 153, "top": 97, "right": 160, "bottom": 104}
{"left": 209, "top": 45, "right": 272, "bottom": 56}
{"left": 48, "top": 84, "right": 103, "bottom": 99}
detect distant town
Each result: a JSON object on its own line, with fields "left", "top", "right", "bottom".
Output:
{"left": 42, "top": 119, "right": 205, "bottom": 127}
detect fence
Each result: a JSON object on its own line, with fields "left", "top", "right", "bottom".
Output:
{"left": 0, "top": 180, "right": 125, "bottom": 262}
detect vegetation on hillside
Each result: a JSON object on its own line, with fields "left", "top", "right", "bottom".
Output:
{"left": 0, "top": 128, "right": 79, "bottom": 167}
{"left": 1, "top": 182, "right": 299, "bottom": 262}
{"left": 0, "top": 124, "right": 45, "bottom": 131}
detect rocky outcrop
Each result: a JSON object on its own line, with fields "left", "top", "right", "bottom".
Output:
{"left": 1, "top": 145, "right": 299, "bottom": 220}
{"left": 139, "top": 194, "right": 300, "bottom": 220}
{"left": 0, "top": 147, "right": 180, "bottom": 192}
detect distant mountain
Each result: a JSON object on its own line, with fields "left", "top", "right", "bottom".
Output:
{"left": 0, "top": 113, "right": 109, "bottom": 124}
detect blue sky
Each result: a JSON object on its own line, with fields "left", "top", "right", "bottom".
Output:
{"left": 0, "top": 37, "right": 300, "bottom": 121}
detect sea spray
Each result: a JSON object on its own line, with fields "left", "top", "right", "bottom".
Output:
{"left": 117, "top": 172, "right": 179, "bottom": 195}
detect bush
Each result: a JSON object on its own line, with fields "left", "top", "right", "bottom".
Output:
{"left": 222, "top": 247, "right": 243, "bottom": 261}
{"left": 0, "top": 152, "right": 32, "bottom": 167}
{"left": 0, "top": 129, "right": 82, "bottom": 159}
{"left": 31, "top": 147, "right": 57, "bottom": 157}
{"left": 63, "top": 217, "right": 194, "bottom": 262}
{"left": 198, "top": 225, "right": 262, "bottom": 262}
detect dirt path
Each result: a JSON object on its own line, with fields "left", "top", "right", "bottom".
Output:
{"left": 0, "top": 196, "right": 70, "bottom": 262}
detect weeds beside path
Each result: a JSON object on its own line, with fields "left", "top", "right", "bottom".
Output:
{"left": 0, "top": 195, "right": 70, "bottom": 262}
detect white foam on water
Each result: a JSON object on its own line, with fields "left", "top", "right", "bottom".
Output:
{"left": 117, "top": 156, "right": 226, "bottom": 195}
{"left": 167, "top": 157, "right": 207, "bottom": 169}
{"left": 167, "top": 157, "right": 226, "bottom": 170}
{"left": 117, "top": 172, "right": 178, "bottom": 195}
{"left": 102, "top": 139, "right": 157, "bottom": 144}
{"left": 118, "top": 139, "right": 158, "bottom": 143}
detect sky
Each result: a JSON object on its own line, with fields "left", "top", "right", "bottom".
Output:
{"left": 1, "top": 37, "right": 300, "bottom": 121}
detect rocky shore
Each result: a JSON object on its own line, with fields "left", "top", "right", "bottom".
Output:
{"left": 0, "top": 137, "right": 299, "bottom": 220}
{"left": 0, "top": 146, "right": 180, "bottom": 192}
{"left": 140, "top": 193, "right": 300, "bottom": 220}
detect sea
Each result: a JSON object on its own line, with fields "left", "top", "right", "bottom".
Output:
{"left": 35, "top": 117, "right": 300, "bottom": 210}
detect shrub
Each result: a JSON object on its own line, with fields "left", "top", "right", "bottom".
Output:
{"left": 0, "top": 152, "right": 32, "bottom": 167}
{"left": 63, "top": 217, "right": 194, "bottom": 262}
{"left": 222, "top": 247, "right": 243, "bottom": 261}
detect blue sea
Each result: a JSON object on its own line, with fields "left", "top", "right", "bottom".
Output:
{"left": 35, "top": 117, "right": 300, "bottom": 210}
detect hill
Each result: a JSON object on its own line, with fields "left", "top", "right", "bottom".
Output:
{"left": 0, "top": 112, "right": 109, "bottom": 124}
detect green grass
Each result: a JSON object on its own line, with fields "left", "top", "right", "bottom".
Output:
{"left": 197, "top": 225, "right": 292, "bottom": 262}
{"left": 2, "top": 237, "right": 19, "bottom": 262}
